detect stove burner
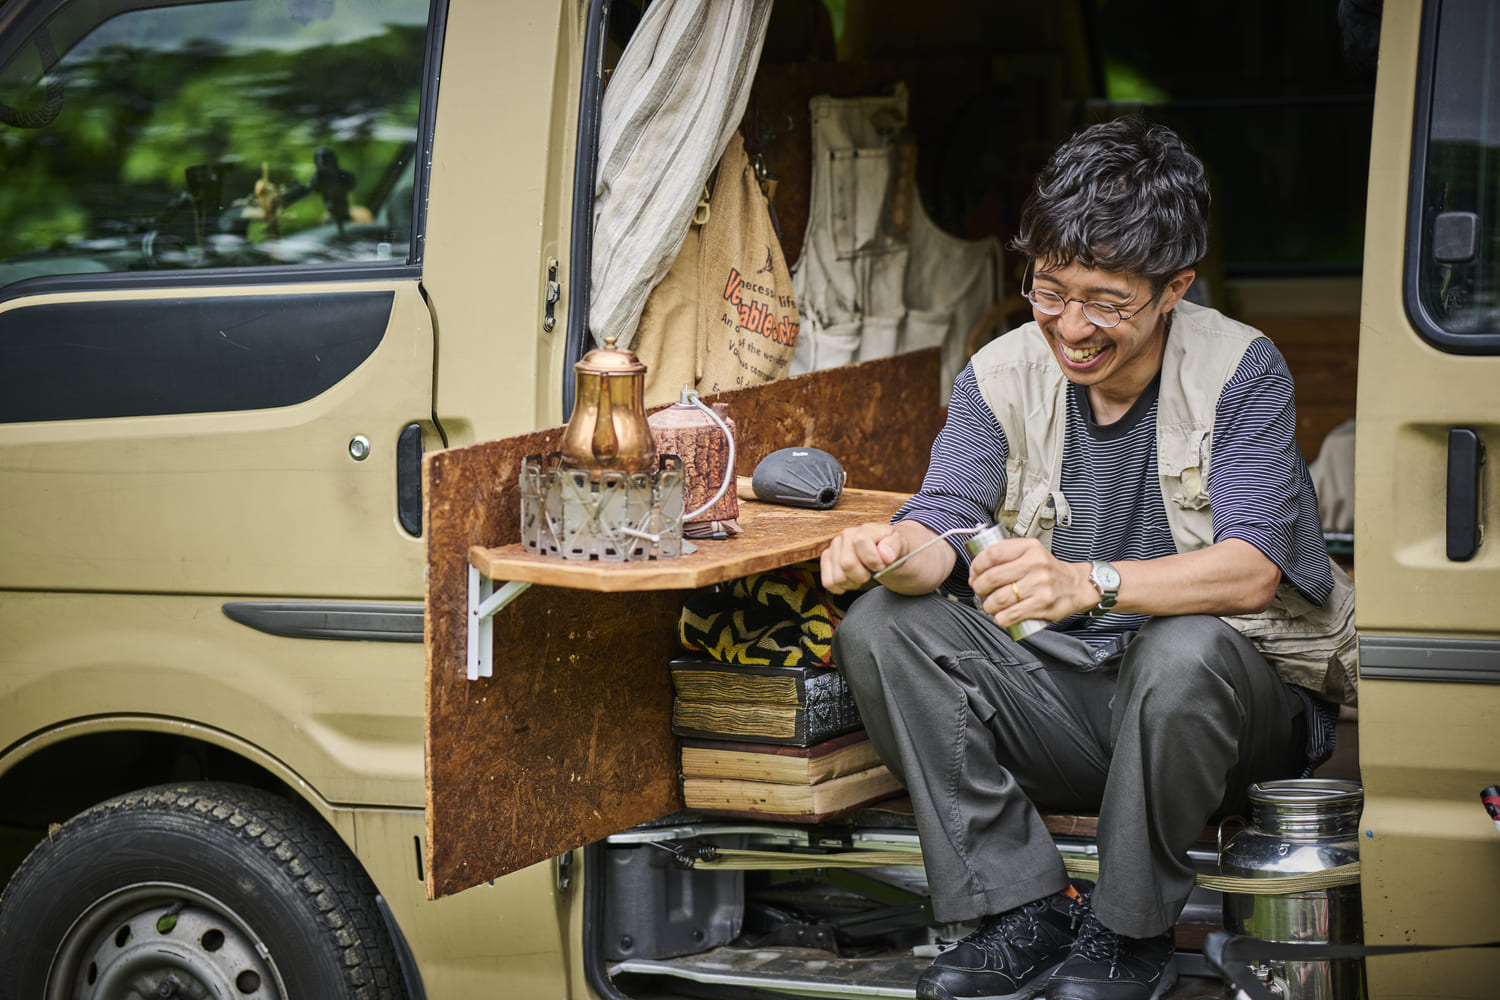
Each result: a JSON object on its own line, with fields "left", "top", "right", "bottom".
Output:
{"left": 520, "top": 452, "right": 686, "bottom": 561}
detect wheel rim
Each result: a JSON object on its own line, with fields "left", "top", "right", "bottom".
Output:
{"left": 48, "top": 883, "right": 289, "bottom": 1000}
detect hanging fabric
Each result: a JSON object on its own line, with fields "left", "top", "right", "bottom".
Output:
{"left": 589, "top": 0, "right": 774, "bottom": 353}
{"left": 790, "top": 83, "right": 1004, "bottom": 399}
{"left": 635, "top": 130, "right": 800, "bottom": 408}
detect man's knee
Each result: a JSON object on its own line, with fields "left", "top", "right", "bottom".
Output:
{"left": 832, "top": 587, "right": 908, "bottom": 667}
{"left": 1119, "top": 615, "right": 1250, "bottom": 705}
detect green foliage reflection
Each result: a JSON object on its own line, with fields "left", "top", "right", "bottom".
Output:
{"left": 0, "top": 1, "right": 429, "bottom": 283}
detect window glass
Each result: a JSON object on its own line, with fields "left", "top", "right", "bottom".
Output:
{"left": 0, "top": 0, "right": 430, "bottom": 290}
{"left": 1089, "top": 0, "right": 1376, "bottom": 277}
{"left": 1416, "top": 0, "right": 1500, "bottom": 341}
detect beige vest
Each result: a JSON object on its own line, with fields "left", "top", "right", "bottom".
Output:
{"left": 970, "top": 301, "right": 1358, "bottom": 706}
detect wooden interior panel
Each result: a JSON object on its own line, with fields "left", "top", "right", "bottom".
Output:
{"left": 424, "top": 350, "right": 942, "bottom": 899}
{"left": 1250, "top": 315, "right": 1360, "bottom": 462}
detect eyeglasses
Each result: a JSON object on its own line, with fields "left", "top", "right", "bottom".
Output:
{"left": 1021, "top": 268, "right": 1160, "bottom": 329}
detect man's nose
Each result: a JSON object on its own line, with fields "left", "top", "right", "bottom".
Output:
{"left": 1055, "top": 300, "right": 1096, "bottom": 339}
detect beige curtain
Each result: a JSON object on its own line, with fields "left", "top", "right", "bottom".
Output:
{"left": 589, "top": 0, "right": 773, "bottom": 351}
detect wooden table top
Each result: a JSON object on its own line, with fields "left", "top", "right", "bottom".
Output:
{"left": 467, "top": 488, "right": 908, "bottom": 592}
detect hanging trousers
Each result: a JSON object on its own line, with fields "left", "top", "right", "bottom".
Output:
{"left": 832, "top": 587, "right": 1306, "bottom": 939}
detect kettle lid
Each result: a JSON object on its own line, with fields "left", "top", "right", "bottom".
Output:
{"left": 575, "top": 335, "right": 646, "bottom": 376}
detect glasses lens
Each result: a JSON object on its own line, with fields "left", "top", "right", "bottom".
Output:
{"left": 1081, "top": 302, "right": 1123, "bottom": 328}
{"left": 1028, "top": 289, "right": 1065, "bottom": 315}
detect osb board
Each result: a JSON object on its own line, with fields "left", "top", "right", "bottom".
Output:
{"left": 424, "top": 350, "right": 942, "bottom": 899}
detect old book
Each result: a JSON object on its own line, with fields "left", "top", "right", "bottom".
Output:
{"left": 669, "top": 658, "right": 862, "bottom": 745}
{"left": 670, "top": 657, "right": 851, "bottom": 706}
{"left": 679, "top": 730, "right": 882, "bottom": 785}
{"left": 671, "top": 696, "right": 861, "bottom": 746}
{"left": 681, "top": 763, "right": 902, "bottom": 822}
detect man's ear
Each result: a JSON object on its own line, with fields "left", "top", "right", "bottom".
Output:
{"left": 1160, "top": 268, "right": 1197, "bottom": 312}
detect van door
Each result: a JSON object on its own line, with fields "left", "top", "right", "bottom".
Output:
{"left": 0, "top": 0, "right": 438, "bottom": 601}
{"left": 1356, "top": 1, "right": 1500, "bottom": 992}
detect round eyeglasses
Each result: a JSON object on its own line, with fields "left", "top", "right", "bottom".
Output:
{"left": 1021, "top": 276, "right": 1160, "bottom": 329}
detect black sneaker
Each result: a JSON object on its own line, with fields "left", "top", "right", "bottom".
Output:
{"left": 916, "top": 881, "right": 1092, "bottom": 1000}
{"left": 1043, "top": 910, "right": 1177, "bottom": 1000}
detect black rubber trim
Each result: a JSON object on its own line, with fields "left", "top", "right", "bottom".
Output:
{"left": 1402, "top": 0, "right": 1500, "bottom": 354}
{"left": 1360, "top": 633, "right": 1500, "bottom": 684}
{"left": 583, "top": 843, "right": 635, "bottom": 1000}
{"left": 222, "top": 601, "right": 424, "bottom": 643}
{"left": 375, "top": 894, "right": 428, "bottom": 1000}
{"left": 408, "top": 0, "right": 449, "bottom": 267}
{"left": 562, "top": 0, "right": 610, "bottom": 420}
{"left": 0, "top": 289, "right": 393, "bottom": 422}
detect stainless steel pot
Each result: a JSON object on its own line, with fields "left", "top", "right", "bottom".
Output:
{"left": 1220, "top": 778, "right": 1366, "bottom": 1000}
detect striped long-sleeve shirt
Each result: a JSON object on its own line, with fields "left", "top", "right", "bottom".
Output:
{"left": 894, "top": 336, "right": 1333, "bottom": 648}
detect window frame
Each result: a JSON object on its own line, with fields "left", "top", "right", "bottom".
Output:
{"left": 0, "top": 0, "right": 448, "bottom": 308}
{"left": 1403, "top": 0, "right": 1500, "bottom": 355}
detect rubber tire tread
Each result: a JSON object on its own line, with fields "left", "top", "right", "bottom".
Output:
{"left": 0, "top": 781, "right": 408, "bottom": 1000}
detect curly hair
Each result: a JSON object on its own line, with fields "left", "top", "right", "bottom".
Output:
{"left": 1011, "top": 116, "right": 1210, "bottom": 291}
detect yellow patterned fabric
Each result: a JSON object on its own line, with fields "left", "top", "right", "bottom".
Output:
{"left": 679, "top": 561, "right": 859, "bottom": 668}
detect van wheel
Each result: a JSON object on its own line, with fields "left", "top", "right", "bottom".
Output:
{"left": 0, "top": 782, "right": 408, "bottom": 1000}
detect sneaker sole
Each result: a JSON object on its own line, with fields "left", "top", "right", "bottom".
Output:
{"left": 1043, "top": 958, "right": 1178, "bottom": 1000}
{"left": 916, "top": 960, "right": 1064, "bottom": 1000}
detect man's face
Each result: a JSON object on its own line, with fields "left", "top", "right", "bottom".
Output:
{"left": 1030, "top": 261, "right": 1194, "bottom": 402}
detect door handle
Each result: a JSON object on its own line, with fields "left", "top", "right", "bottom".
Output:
{"left": 1447, "top": 427, "right": 1485, "bottom": 561}
{"left": 397, "top": 422, "right": 423, "bottom": 537}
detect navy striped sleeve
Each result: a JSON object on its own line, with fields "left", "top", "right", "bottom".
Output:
{"left": 1209, "top": 338, "right": 1333, "bottom": 605}
{"left": 893, "top": 365, "right": 1007, "bottom": 592}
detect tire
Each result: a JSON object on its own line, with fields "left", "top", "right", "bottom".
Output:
{"left": 0, "top": 781, "right": 409, "bottom": 1000}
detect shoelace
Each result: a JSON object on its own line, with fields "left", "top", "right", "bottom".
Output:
{"left": 972, "top": 903, "right": 1043, "bottom": 950}
{"left": 1071, "top": 912, "right": 1124, "bottom": 975}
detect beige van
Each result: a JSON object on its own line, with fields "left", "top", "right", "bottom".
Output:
{"left": 0, "top": 1, "right": 1495, "bottom": 997}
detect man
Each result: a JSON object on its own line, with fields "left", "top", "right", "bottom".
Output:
{"left": 820, "top": 117, "right": 1350, "bottom": 1000}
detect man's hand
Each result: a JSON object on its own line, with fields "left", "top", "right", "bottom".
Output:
{"left": 820, "top": 522, "right": 903, "bottom": 594}
{"left": 967, "top": 535, "right": 1284, "bottom": 626}
{"left": 969, "top": 536, "right": 1093, "bottom": 627}
{"left": 820, "top": 520, "right": 954, "bottom": 596}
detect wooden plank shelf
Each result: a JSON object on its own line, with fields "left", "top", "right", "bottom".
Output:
{"left": 467, "top": 489, "right": 909, "bottom": 592}
{"left": 423, "top": 350, "right": 944, "bottom": 900}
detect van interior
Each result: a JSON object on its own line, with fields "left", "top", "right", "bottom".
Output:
{"left": 586, "top": 2, "right": 1374, "bottom": 997}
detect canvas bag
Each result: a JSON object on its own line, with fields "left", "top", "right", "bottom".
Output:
{"left": 636, "top": 131, "right": 800, "bottom": 409}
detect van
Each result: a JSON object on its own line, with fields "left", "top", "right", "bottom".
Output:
{"left": 0, "top": 1, "right": 1495, "bottom": 997}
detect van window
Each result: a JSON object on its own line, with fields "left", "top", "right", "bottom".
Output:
{"left": 1412, "top": 0, "right": 1500, "bottom": 350}
{"left": 0, "top": 0, "right": 431, "bottom": 291}
{"left": 1090, "top": 0, "right": 1375, "bottom": 279}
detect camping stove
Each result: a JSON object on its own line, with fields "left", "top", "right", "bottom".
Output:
{"left": 519, "top": 451, "right": 687, "bottom": 561}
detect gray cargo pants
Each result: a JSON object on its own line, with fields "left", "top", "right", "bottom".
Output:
{"left": 832, "top": 587, "right": 1305, "bottom": 939}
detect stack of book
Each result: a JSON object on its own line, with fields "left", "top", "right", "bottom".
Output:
{"left": 670, "top": 657, "right": 901, "bottom": 821}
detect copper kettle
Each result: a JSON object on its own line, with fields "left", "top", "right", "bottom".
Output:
{"left": 560, "top": 335, "right": 656, "bottom": 477}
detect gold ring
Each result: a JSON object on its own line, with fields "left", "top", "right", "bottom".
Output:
{"left": 1012, "top": 582, "right": 1022, "bottom": 603}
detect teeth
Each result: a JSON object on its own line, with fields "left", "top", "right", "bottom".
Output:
{"left": 1063, "top": 344, "right": 1104, "bottom": 362}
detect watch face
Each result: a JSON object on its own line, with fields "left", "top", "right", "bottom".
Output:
{"left": 1093, "top": 562, "right": 1120, "bottom": 591}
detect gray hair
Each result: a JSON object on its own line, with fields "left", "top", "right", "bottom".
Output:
{"left": 1011, "top": 116, "right": 1210, "bottom": 290}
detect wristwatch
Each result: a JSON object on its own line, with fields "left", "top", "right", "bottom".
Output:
{"left": 1088, "top": 560, "right": 1121, "bottom": 618}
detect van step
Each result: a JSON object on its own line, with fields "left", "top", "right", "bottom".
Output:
{"left": 611, "top": 947, "right": 1225, "bottom": 999}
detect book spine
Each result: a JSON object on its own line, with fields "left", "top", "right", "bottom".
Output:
{"left": 801, "top": 670, "right": 861, "bottom": 743}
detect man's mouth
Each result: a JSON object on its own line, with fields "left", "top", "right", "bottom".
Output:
{"left": 1061, "top": 343, "right": 1105, "bottom": 364}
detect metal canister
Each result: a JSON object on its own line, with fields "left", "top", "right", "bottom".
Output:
{"left": 961, "top": 523, "right": 1046, "bottom": 641}
{"left": 1220, "top": 778, "right": 1366, "bottom": 1000}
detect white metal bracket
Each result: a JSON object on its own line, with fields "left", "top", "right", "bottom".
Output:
{"left": 466, "top": 564, "right": 532, "bottom": 680}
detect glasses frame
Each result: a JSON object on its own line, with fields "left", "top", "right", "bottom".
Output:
{"left": 1020, "top": 263, "right": 1161, "bottom": 329}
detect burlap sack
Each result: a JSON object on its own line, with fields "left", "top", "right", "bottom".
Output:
{"left": 638, "top": 131, "right": 799, "bottom": 408}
